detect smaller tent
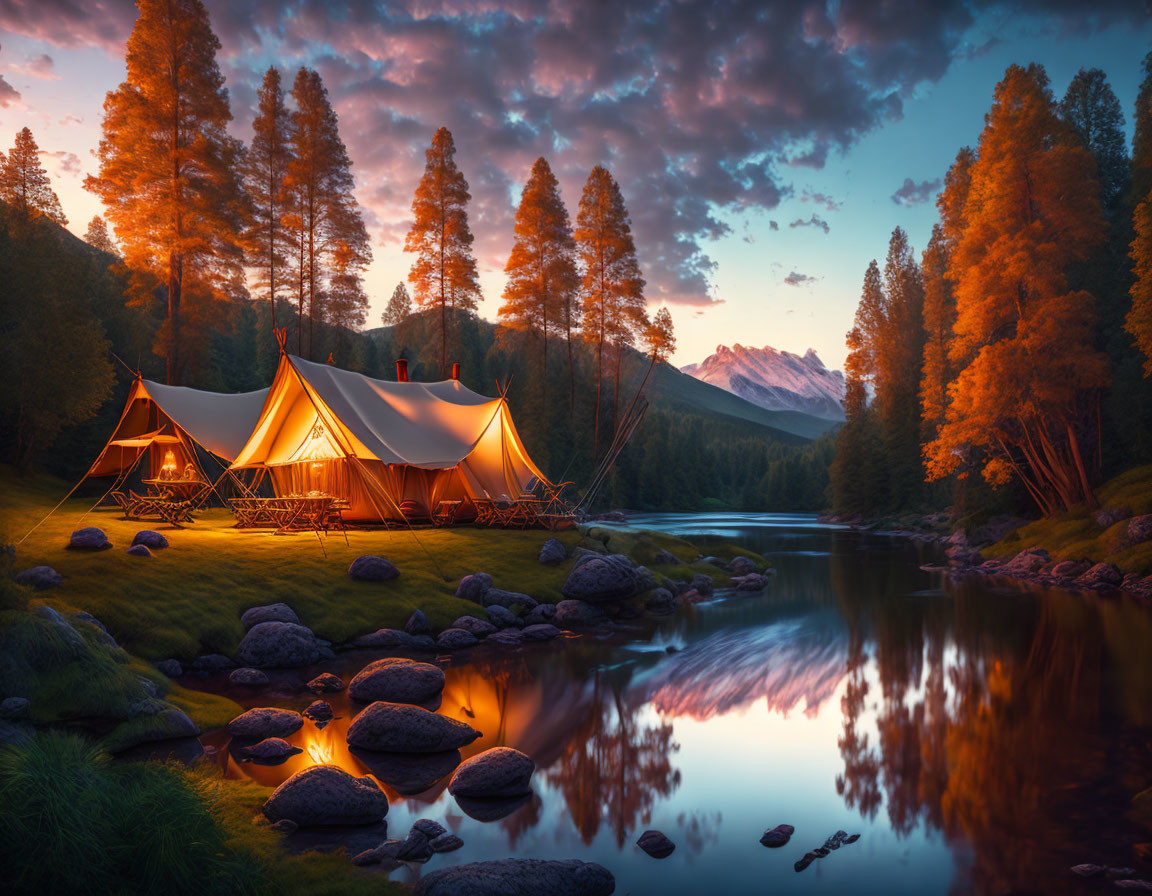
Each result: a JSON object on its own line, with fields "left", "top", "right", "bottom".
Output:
{"left": 228, "top": 354, "right": 550, "bottom": 522}
{"left": 84, "top": 377, "right": 270, "bottom": 490}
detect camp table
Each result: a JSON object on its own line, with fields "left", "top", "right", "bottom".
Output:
{"left": 143, "top": 478, "right": 206, "bottom": 501}
{"left": 119, "top": 489, "right": 198, "bottom": 527}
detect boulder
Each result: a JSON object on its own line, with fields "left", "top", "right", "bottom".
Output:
{"left": 263, "top": 765, "right": 388, "bottom": 827}
{"left": 241, "top": 737, "right": 302, "bottom": 762}
{"left": 726, "top": 556, "right": 758, "bottom": 576}
{"left": 348, "top": 555, "right": 399, "bottom": 582}
{"left": 732, "top": 573, "right": 769, "bottom": 591}
{"left": 229, "top": 667, "right": 269, "bottom": 686}
{"left": 760, "top": 823, "right": 795, "bottom": 848}
{"left": 482, "top": 589, "right": 539, "bottom": 612}
{"left": 486, "top": 629, "right": 524, "bottom": 647}
{"left": 236, "top": 621, "right": 319, "bottom": 669}
{"left": 68, "top": 527, "right": 111, "bottom": 551}
{"left": 999, "top": 548, "right": 1050, "bottom": 577}
{"left": 126, "top": 544, "right": 152, "bottom": 557}
{"left": 448, "top": 747, "right": 535, "bottom": 799}
{"left": 561, "top": 553, "right": 644, "bottom": 603}
{"left": 485, "top": 605, "right": 523, "bottom": 628}
{"left": 690, "top": 573, "right": 714, "bottom": 597}
{"left": 430, "top": 833, "right": 463, "bottom": 853}
{"left": 0, "top": 697, "right": 30, "bottom": 721}
{"left": 539, "top": 537, "right": 568, "bottom": 565}
{"left": 437, "top": 628, "right": 479, "bottom": 650}
{"left": 303, "top": 700, "right": 334, "bottom": 723}
{"left": 1075, "top": 562, "right": 1123, "bottom": 589}
{"left": 1049, "top": 559, "right": 1093, "bottom": 581}
{"left": 645, "top": 588, "right": 676, "bottom": 615}
{"left": 413, "top": 819, "right": 447, "bottom": 839}
{"left": 32, "top": 605, "right": 85, "bottom": 650}
{"left": 104, "top": 707, "right": 200, "bottom": 753}
{"left": 554, "top": 599, "right": 607, "bottom": 628}
{"left": 156, "top": 659, "right": 183, "bottom": 679}
{"left": 131, "top": 530, "right": 169, "bottom": 550}
{"left": 1129, "top": 515, "right": 1152, "bottom": 546}
{"left": 348, "top": 748, "right": 461, "bottom": 795}
{"left": 353, "top": 830, "right": 432, "bottom": 867}
{"left": 351, "top": 628, "right": 435, "bottom": 650}
{"left": 405, "top": 609, "right": 431, "bottom": 635}
{"left": 347, "top": 702, "right": 481, "bottom": 753}
{"left": 241, "top": 603, "right": 299, "bottom": 630}
{"left": 451, "top": 616, "right": 498, "bottom": 638}
{"left": 348, "top": 658, "right": 445, "bottom": 704}
{"left": 651, "top": 549, "right": 683, "bottom": 566}
{"left": 14, "top": 566, "right": 62, "bottom": 590}
{"left": 523, "top": 603, "right": 557, "bottom": 626}
{"left": 306, "top": 672, "right": 344, "bottom": 693}
{"left": 227, "top": 707, "right": 304, "bottom": 739}
{"left": 521, "top": 623, "right": 561, "bottom": 642}
{"left": 455, "top": 572, "right": 493, "bottom": 603}
{"left": 1094, "top": 506, "right": 1131, "bottom": 529}
{"left": 637, "top": 829, "right": 676, "bottom": 858}
{"left": 415, "top": 859, "right": 615, "bottom": 896}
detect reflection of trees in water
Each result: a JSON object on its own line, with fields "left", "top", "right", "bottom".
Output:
{"left": 546, "top": 673, "right": 681, "bottom": 847}
{"left": 830, "top": 546, "right": 1152, "bottom": 894}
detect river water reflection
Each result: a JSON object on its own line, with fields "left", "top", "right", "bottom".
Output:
{"left": 198, "top": 514, "right": 1152, "bottom": 894}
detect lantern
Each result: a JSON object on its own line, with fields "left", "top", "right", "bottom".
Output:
{"left": 161, "top": 449, "right": 178, "bottom": 480}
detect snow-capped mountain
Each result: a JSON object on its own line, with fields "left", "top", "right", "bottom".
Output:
{"left": 681, "top": 344, "right": 846, "bottom": 421}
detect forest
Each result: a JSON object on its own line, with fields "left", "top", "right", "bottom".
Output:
{"left": 830, "top": 57, "right": 1152, "bottom": 523}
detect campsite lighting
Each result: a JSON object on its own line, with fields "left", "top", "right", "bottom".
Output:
{"left": 306, "top": 740, "right": 331, "bottom": 766}
{"left": 161, "top": 449, "right": 178, "bottom": 478}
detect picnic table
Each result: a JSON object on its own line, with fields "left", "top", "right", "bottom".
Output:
{"left": 111, "top": 488, "right": 201, "bottom": 527}
{"left": 143, "top": 478, "right": 205, "bottom": 501}
{"left": 229, "top": 495, "right": 348, "bottom": 535}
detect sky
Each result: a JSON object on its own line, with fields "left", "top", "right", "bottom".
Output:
{"left": 0, "top": 0, "right": 1150, "bottom": 372}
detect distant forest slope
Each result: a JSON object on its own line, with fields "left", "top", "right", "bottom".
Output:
{"left": 1, "top": 205, "right": 833, "bottom": 512}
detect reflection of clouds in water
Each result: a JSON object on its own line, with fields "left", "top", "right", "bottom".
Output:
{"left": 638, "top": 614, "right": 848, "bottom": 720}
{"left": 676, "top": 810, "right": 722, "bottom": 861}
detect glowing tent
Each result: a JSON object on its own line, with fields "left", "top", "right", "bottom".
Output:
{"left": 85, "top": 377, "right": 270, "bottom": 487}
{"left": 228, "top": 354, "right": 551, "bottom": 522}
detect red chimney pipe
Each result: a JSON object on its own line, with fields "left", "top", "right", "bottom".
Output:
{"left": 396, "top": 359, "right": 409, "bottom": 382}
{"left": 451, "top": 362, "right": 460, "bottom": 381}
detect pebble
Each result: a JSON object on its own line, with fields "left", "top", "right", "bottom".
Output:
{"left": 636, "top": 830, "right": 676, "bottom": 858}
{"left": 760, "top": 824, "right": 794, "bottom": 848}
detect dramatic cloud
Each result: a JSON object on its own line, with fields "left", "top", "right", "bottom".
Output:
{"left": 891, "top": 176, "right": 943, "bottom": 206}
{"left": 790, "top": 214, "right": 831, "bottom": 234}
{"left": 2, "top": 0, "right": 1147, "bottom": 305}
{"left": 784, "top": 271, "right": 817, "bottom": 286}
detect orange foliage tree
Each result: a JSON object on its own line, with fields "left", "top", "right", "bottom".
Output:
{"left": 1127, "top": 52, "right": 1152, "bottom": 376}
{"left": 499, "top": 157, "right": 579, "bottom": 411}
{"left": 86, "top": 0, "right": 245, "bottom": 385}
{"left": 405, "top": 126, "right": 481, "bottom": 377}
{"left": 83, "top": 215, "right": 118, "bottom": 255}
{"left": 1, "top": 127, "right": 67, "bottom": 226}
{"left": 574, "top": 165, "right": 646, "bottom": 458}
{"left": 925, "top": 64, "right": 1109, "bottom": 514}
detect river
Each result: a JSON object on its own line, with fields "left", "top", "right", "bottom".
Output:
{"left": 196, "top": 513, "right": 1152, "bottom": 894}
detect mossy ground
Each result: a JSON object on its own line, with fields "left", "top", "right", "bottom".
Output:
{"left": 984, "top": 465, "right": 1152, "bottom": 576}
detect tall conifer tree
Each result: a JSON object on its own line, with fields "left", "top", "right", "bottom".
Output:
{"left": 382, "top": 282, "right": 412, "bottom": 327}
{"left": 83, "top": 215, "right": 117, "bottom": 254}
{"left": 1, "top": 128, "right": 67, "bottom": 226}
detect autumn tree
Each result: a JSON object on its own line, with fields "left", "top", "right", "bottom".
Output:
{"left": 405, "top": 126, "right": 481, "bottom": 376}
{"left": 575, "top": 165, "right": 646, "bottom": 457}
{"left": 83, "top": 215, "right": 117, "bottom": 254}
{"left": 86, "top": 0, "right": 245, "bottom": 385}
{"left": 1, "top": 128, "right": 67, "bottom": 226}
{"left": 283, "top": 67, "right": 371, "bottom": 360}
{"left": 244, "top": 66, "right": 293, "bottom": 332}
{"left": 1127, "top": 53, "right": 1152, "bottom": 376}
{"left": 925, "top": 64, "right": 1109, "bottom": 514}
{"left": 382, "top": 282, "right": 412, "bottom": 327}
{"left": 499, "top": 157, "right": 579, "bottom": 411}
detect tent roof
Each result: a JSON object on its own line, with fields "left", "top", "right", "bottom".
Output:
{"left": 139, "top": 379, "right": 270, "bottom": 461}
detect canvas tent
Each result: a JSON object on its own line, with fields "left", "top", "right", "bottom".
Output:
{"left": 228, "top": 354, "right": 551, "bottom": 522}
{"left": 85, "top": 377, "right": 270, "bottom": 487}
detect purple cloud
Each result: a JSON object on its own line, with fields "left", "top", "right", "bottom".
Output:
{"left": 784, "top": 271, "right": 817, "bottom": 286}
{"left": 789, "top": 214, "right": 830, "bottom": 234}
{"left": 891, "top": 176, "right": 943, "bottom": 206}
{"left": 0, "top": 74, "right": 19, "bottom": 108}
{"left": 40, "top": 149, "right": 81, "bottom": 176}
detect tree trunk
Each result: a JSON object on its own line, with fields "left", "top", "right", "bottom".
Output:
{"left": 1067, "top": 421, "right": 1097, "bottom": 509}
{"left": 168, "top": 250, "right": 181, "bottom": 385}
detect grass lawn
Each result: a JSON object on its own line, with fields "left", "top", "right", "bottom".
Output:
{"left": 1, "top": 467, "right": 764, "bottom": 662}
{"left": 984, "top": 465, "right": 1152, "bottom": 576}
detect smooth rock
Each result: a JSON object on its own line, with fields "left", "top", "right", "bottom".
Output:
{"left": 1072, "top": 864, "right": 1104, "bottom": 878}
{"left": 732, "top": 572, "right": 769, "bottom": 591}
{"left": 348, "top": 658, "right": 445, "bottom": 704}
{"left": 241, "top": 603, "right": 299, "bottom": 629}
{"left": 0, "top": 697, "right": 30, "bottom": 721}
{"left": 413, "top": 819, "right": 447, "bottom": 838}
{"left": 347, "top": 701, "right": 481, "bottom": 753}
{"left": 353, "top": 830, "right": 431, "bottom": 866}
{"left": 126, "top": 544, "right": 152, "bottom": 557}
{"left": 1050, "top": 559, "right": 1093, "bottom": 581}
{"left": 455, "top": 572, "right": 493, "bottom": 603}
{"left": 236, "top": 621, "right": 319, "bottom": 669}
{"left": 242, "top": 737, "right": 302, "bottom": 762}
{"left": 553, "top": 599, "right": 607, "bottom": 628}
{"left": 727, "top": 556, "right": 758, "bottom": 576}
{"left": 523, "top": 603, "right": 557, "bottom": 626}
{"left": 306, "top": 673, "right": 344, "bottom": 693}
{"left": 1000, "top": 548, "right": 1050, "bottom": 576}
{"left": 1075, "top": 562, "right": 1123, "bottom": 588}
{"left": 521, "top": 623, "right": 561, "bottom": 641}
{"left": 637, "top": 829, "right": 676, "bottom": 858}
{"left": 437, "top": 628, "right": 479, "bottom": 650}
{"left": 482, "top": 588, "right": 539, "bottom": 612}
{"left": 131, "top": 530, "right": 169, "bottom": 549}
{"left": 539, "top": 537, "right": 568, "bottom": 565}
{"left": 430, "top": 833, "right": 464, "bottom": 853}
{"left": 348, "top": 555, "right": 399, "bottom": 582}
{"left": 690, "top": 573, "right": 714, "bottom": 597}
{"left": 405, "top": 609, "right": 431, "bottom": 635}
{"left": 486, "top": 629, "right": 524, "bottom": 647}
{"left": 760, "top": 823, "right": 794, "bottom": 848}
{"left": 263, "top": 765, "right": 388, "bottom": 827}
{"left": 15, "top": 566, "right": 62, "bottom": 590}
{"left": 485, "top": 605, "right": 523, "bottom": 628}
{"left": 645, "top": 588, "right": 676, "bottom": 615}
{"left": 229, "top": 667, "right": 270, "bottom": 686}
{"left": 156, "top": 659, "right": 183, "bottom": 678}
{"left": 451, "top": 616, "right": 498, "bottom": 638}
{"left": 68, "top": 527, "right": 111, "bottom": 551}
{"left": 303, "top": 700, "right": 334, "bottom": 723}
{"left": 561, "top": 553, "right": 644, "bottom": 603}
{"left": 227, "top": 707, "right": 304, "bottom": 739}
{"left": 448, "top": 746, "right": 534, "bottom": 799}
{"left": 415, "top": 859, "right": 615, "bottom": 896}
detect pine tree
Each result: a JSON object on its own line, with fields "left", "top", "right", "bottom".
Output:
{"left": 919, "top": 225, "right": 952, "bottom": 437}
{"left": 926, "top": 64, "right": 1109, "bottom": 514}
{"left": 1060, "top": 68, "right": 1130, "bottom": 216}
{"left": 83, "top": 215, "right": 117, "bottom": 254}
{"left": 405, "top": 126, "right": 481, "bottom": 376}
{"left": 1, "top": 128, "right": 67, "bottom": 226}
{"left": 283, "top": 67, "right": 371, "bottom": 360}
{"left": 85, "top": 0, "right": 245, "bottom": 385}
{"left": 575, "top": 165, "right": 645, "bottom": 457}
{"left": 244, "top": 66, "right": 293, "bottom": 333}
{"left": 1131, "top": 51, "right": 1152, "bottom": 209}
{"left": 499, "top": 157, "right": 579, "bottom": 412}
{"left": 382, "top": 282, "right": 412, "bottom": 327}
